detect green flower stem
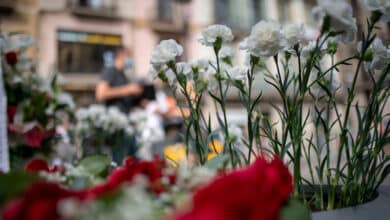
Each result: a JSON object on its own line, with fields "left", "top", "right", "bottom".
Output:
{"left": 333, "top": 22, "right": 376, "bottom": 208}
{"left": 214, "top": 45, "right": 234, "bottom": 167}
{"left": 273, "top": 55, "right": 302, "bottom": 196}
{"left": 169, "top": 87, "right": 194, "bottom": 161}
{"left": 246, "top": 64, "right": 255, "bottom": 164}
{"left": 168, "top": 63, "right": 207, "bottom": 164}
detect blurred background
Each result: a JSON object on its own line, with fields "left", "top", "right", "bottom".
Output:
{"left": 0, "top": 0, "right": 389, "bottom": 133}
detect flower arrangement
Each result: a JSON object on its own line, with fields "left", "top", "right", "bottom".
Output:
{"left": 0, "top": 156, "right": 308, "bottom": 220}
{"left": 73, "top": 105, "right": 134, "bottom": 161}
{"left": 1, "top": 33, "right": 75, "bottom": 169}
{"left": 149, "top": 0, "right": 390, "bottom": 211}
{"left": 73, "top": 106, "right": 165, "bottom": 162}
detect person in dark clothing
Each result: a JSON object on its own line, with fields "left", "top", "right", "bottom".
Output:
{"left": 95, "top": 47, "right": 142, "bottom": 163}
{"left": 95, "top": 47, "right": 142, "bottom": 113}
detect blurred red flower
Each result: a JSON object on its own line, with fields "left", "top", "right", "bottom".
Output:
{"left": 24, "top": 158, "right": 66, "bottom": 174}
{"left": 23, "top": 127, "right": 45, "bottom": 147}
{"left": 90, "top": 156, "right": 169, "bottom": 197}
{"left": 5, "top": 51, "right": 18, "bottom": 66}
{"left": 24, "top": 159, "right": 51, "bottom": 173}
{"left": 174, "top": 156, "right": 293, "bottom": 220}
{"left": 7, "top": 106, "right": 17, "bottom": 123}
{"left": 23, "top": 126, "right": 56, "bottom": 148}
{"left": 1, "top": 182, "right": 87, "bottom": 220}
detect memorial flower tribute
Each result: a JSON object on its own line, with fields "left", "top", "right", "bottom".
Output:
{"left": 0, "top": 155, "right": 306, "bottom": 220}
{"left": 1, "top": 33, "right": 75, "bottom": 169}
{"left": 73, "top": 106, "right": 165, "bottom": 162}
{"left": 0, "top": 0, "right": 389, "bottom": 219}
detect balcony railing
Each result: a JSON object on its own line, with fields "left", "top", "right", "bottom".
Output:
{"left": 67, "top": 0, "right": 118, "bottom": 19}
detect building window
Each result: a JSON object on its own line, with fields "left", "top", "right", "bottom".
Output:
{"left": 57, "top": 30, "right": 122, "bottom": 74}
{"left": 215, "top": 0, "right": 265, "bottom": 32}
{"left": 157, "top": 0, "right": 174, "bottom": 21}
{"left": 77, "top": 0, "right": 103, "bottom": 9}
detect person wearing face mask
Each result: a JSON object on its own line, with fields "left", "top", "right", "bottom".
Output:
{"left": 96, "top": 47, "right": 143, "bottom": 113}
{"left": 95, "top": 47, "right": 143, "bottom": 163}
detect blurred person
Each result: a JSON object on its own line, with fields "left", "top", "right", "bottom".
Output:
{"left": 95, "top": 47, "right": 143, "bottom": 113}
{"left": 132, "top": 84, "right": 191, "bottom": 158}
{"left": 95, "top": 47, "right": 142, "bottom": 163}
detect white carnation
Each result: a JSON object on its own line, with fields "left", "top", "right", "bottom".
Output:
{"left": 190, "top": 59, "right": 209, "bottom": 72}
{"left": 239, "top": 20, "right": 284, "bottom": 57}
{"left": 202, "top": 68, "right": 220, "bottom": 92}
{"left": 176, "top": 62, "right": 192, "bottom": 76}
{"left": 282, "top": 23, "right": 305, "bottom": 49}
{"left": 358, "top": 38, "right": 390, "bottom": 71}
{"left": 362, "top": 0, "right": 390, "bottom": 22}
{"left": 228, "top": 66, "right": 247, "bottom": 84}
{"left": 128, "top": 110, "right": 148, "bottom": 125}
{"left": 219, "top": 46, "right": 234, "bottom": 60}
{"left": 148, "top": 66, "right": 159, "bottom": 79}
{"left": 312, "top": 0, "right": 357, "bottom": 43}
{"left": 199, "top": 24, "right": 234, "bottom": 46}
{"left": 176, "top": 165, "right": 216, "bottom": 190}
{"left": 165, "top": 68, "right": 177, "bottom": 86}
{"left": 151, "top": 39, "right": 183, "bottom": 65}
{"left": 75, "top": 105, "right": 133, "bottom": 137}
{"left": 228, "top": 124, "right": 243, "bottom": 144}
{"left": 58, "top": 198, "right": 84, "bottom": 219}
{"left": 56, "top": 92, "right": 75, "bottom": 109}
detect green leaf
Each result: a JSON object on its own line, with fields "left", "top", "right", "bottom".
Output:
{"left": 79, "top": 155, "right": 110, "bottom": 177}
{"left": 281, "top": 198, "right": 311, "bottom": 220}
{"left": 204, "top": 154, "right": 229, "bottom": 170}
{"left": 0, "top": 172, "right": 38, "bottom": 204}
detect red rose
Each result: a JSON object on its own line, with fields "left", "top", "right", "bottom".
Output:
{"left": 5, "top": 51, "right": 18, "bottom": 66}
{"left": 174, "top": 156, "right": 293, "bottom": 220}
{"left": 25, "top": 159, "right": 51, "bottom": 173}
{"left": 50, "top": 164, "right": 67, "bottom": 175}
{"left": 23, "top": 126, "right": 45, "bottom": 147}
{"left": 7, "top": 106, "right": 17, "bottom": 124}
{"left": 1, "top": 182, "right": 87, "bottom": 220}
{"left": 23, "top": 126, "right": 56, "bottom": 147}
{"left": 89, "top": 157, "right": 166, "bottom": 197}
{"left": 1, "top": 199, "right": 23, "bottom": 220}
{"left": 24, "top": 158, "right": 66, "bottom": 174}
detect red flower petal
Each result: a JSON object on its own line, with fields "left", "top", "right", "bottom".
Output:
{"left": 1, "top": 199, "right": 24, "bottom": 220}
{"left": 24, "top": 126, "right": 45, "bottom": 147}
{"left": 2, "top": 182, "right": 87, "bottom": 220}
{"left": 174, "top": 156, "right": 293, "bottom": 220}
{"left": 25, "top": 159, "right": 50, "bottom": 173}
{"left": 7, "top": 106, "right": 17, "bottom": 124}
{"left": 5, "top": 51, "right": 18, "bottom": 66}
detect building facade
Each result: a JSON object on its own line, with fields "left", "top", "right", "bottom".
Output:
{"left": 1, "top": 0, "right": 388, "bottom": 128}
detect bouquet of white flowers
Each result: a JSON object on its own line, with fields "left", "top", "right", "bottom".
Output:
{"left": 149, "top": 0, "right": 390, "bottom": 211}
{"left": 73, "top": 105, "right": 134, "bottom": 159}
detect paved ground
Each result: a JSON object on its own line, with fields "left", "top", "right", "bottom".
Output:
{"left": 383, "top": 175, "right": 390, "bottom": 185}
